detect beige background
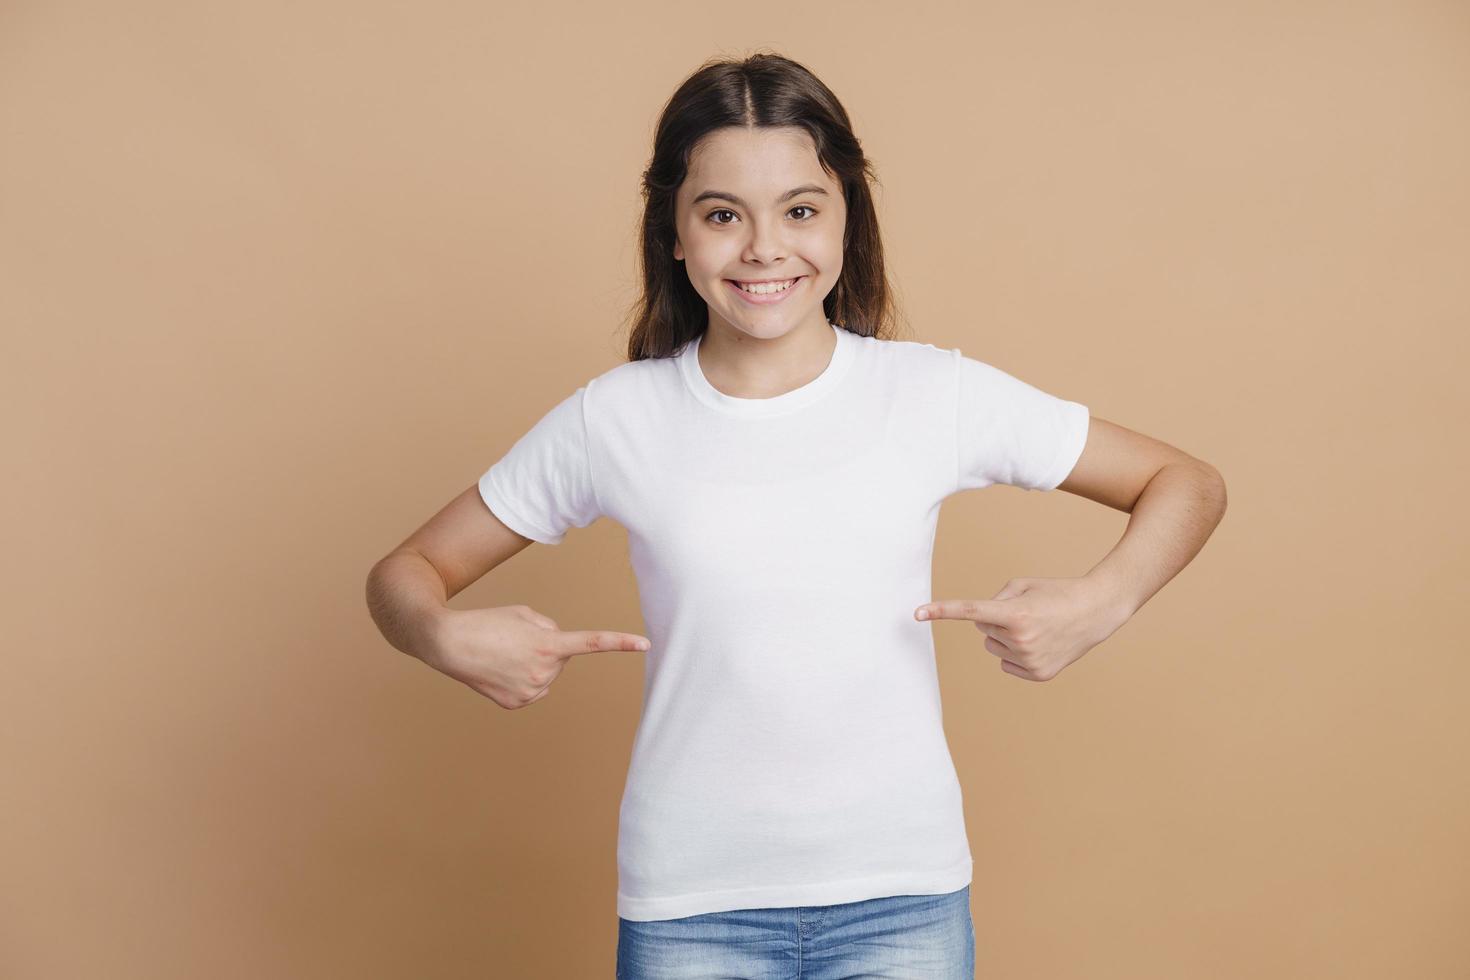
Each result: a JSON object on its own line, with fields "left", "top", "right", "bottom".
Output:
{"left": 3, "top": 1, "right": 1467, "bottom": 977}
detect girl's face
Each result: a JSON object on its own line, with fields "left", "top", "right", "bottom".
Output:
{"left": 673, "top": 126, "right": 847, "bottom": 343}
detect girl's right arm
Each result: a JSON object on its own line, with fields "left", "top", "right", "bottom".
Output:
{"left": 364, "top": 484, "right": 650, "bottom": 710}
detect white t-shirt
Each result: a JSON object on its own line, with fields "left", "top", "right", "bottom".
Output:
{"left": 478, "top": 321, "right": 1090, "bottom": 921}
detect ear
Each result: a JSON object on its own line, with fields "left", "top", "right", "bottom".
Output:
{"left": 673, "top": 236, "right": 683, "bottom": 262}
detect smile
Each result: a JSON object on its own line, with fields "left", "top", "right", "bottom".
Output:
{"left": 725, "top": 276, "right": 806, "bottom": 305}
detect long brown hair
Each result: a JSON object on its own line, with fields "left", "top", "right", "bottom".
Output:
{"left": 621, "top": 51, "right": 905, "bottom": 361}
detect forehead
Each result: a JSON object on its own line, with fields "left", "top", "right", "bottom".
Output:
{"left": 683, "top": 126, "right": 829, "bottom": 189}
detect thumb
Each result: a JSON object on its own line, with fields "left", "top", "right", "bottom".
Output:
{"left": 990, "top": 578, "right": 1031, "bottom": 602}
{"left": 513, "top": 605, "right": 560, "bottom": 631}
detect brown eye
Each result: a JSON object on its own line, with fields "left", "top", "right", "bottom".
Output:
{"left": 706, "top": 206, "right": 818, "bottom": 225}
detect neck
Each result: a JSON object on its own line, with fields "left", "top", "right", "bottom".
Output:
{"left": 696, "top": 317, "right": 837, "bottom": 400}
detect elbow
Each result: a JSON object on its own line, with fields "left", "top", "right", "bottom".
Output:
{"left": 1198, "top": 463, "right": 1228, "bottom": 517}
{"left": 1171, "top": 458, "right": 1228, "bottom": 518}
{"left": 1201, "top": 462, "right": 1226, "bottom": 499}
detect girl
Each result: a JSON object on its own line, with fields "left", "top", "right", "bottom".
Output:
{"left": 366, "top": 51, "right": 1227, "bottom": 979}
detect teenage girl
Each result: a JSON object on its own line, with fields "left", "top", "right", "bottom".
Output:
{"left": 366, "top": 51, "right": 1227, "bottom": 980}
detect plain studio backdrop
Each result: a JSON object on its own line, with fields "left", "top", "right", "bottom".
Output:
{"left": 2, "top": 2, "right": 1466, "bottom": 978}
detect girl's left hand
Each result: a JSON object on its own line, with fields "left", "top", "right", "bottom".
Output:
{"left": 914, "top": 577, "right": 1130, "bottom": 682}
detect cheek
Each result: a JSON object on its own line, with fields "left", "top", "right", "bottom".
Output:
{"left": 689, "top": 237, "right": 741, "bottom": 272}
{"left": 815, "top": 239, "right": 845, "bottom": 278}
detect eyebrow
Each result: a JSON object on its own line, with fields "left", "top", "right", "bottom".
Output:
{"left": 690, "top": 184, "right": 830, "bottom": 208}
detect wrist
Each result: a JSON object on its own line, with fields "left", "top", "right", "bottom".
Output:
{"left": 416, "top": 605, "right": 461, "bottom": 672}
{"left": 1084, "top": 571, "right": 1140, "bottom": 628}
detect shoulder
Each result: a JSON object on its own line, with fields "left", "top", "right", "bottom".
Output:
{"left": 583, "top": 349, "right": 682, "bottom": 403}
{"left": 848, "top": 330, "right": 959, "bottom": 383}
{"left": 561, "top": 350, "right": 687, "bottom": 434}
{"left": 853, "top": 330, "right": 950, "bottom": 357}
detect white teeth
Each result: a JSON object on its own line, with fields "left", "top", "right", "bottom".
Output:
{"left": 734, "top": 277, "right": 798, "bottom": 294}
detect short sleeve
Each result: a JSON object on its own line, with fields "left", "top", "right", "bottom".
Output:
{"left": 954, "top": 349, "right": 1090, "bottom": 492}
{"left": 478, "top": 385, "right": 601, "bottom": 545}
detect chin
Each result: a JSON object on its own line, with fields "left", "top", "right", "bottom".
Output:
{"left": 728, "top": 317, "right": 812, "bottom": 342}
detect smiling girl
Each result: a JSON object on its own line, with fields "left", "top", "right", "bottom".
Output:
{"left": 367, "top": 51, "right": 1227, "bottom": 978}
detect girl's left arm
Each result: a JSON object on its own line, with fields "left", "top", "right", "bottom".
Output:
{"left": 917, "top": 416, "right": 1227, "bottom": 681}
{"left": 1057, "top": 414, "right": 1228, "bottom": 618}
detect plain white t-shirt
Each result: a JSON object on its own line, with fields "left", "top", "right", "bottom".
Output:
{"left": 478, "top": 321, "right": 1090, "bottom": 921}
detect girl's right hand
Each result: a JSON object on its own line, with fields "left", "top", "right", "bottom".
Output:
{"left": 427, "top": 604, "right": 651, "bottom": 710}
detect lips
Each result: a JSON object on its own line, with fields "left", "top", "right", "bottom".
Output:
{"left": 724, "top": 275, "right": 806, "bottom": 305}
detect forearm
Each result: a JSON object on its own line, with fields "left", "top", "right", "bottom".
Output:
{"left": 1084, "top": 461, "right": 1228, "bottom": 619}
{"left": 365, "top": 549, "right": 453, "bottom": 665}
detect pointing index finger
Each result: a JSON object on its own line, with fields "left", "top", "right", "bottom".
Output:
{"left": 915, "top": 598, "right": 1017, "bottom": 629}
{"left": 554, "top": 630, "right": 652, "bottom": 657}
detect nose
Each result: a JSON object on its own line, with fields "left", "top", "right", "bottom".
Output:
{"left": 741, "top": 214, "right": 789, "bottom": 266}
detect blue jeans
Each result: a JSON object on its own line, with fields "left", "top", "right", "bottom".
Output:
{"left": 617, "top": 884, "right": 974, "bottom": 979}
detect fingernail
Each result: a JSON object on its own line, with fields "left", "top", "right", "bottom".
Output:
{"left": 916, "top": 609, "right": 929, "bottom": 620}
